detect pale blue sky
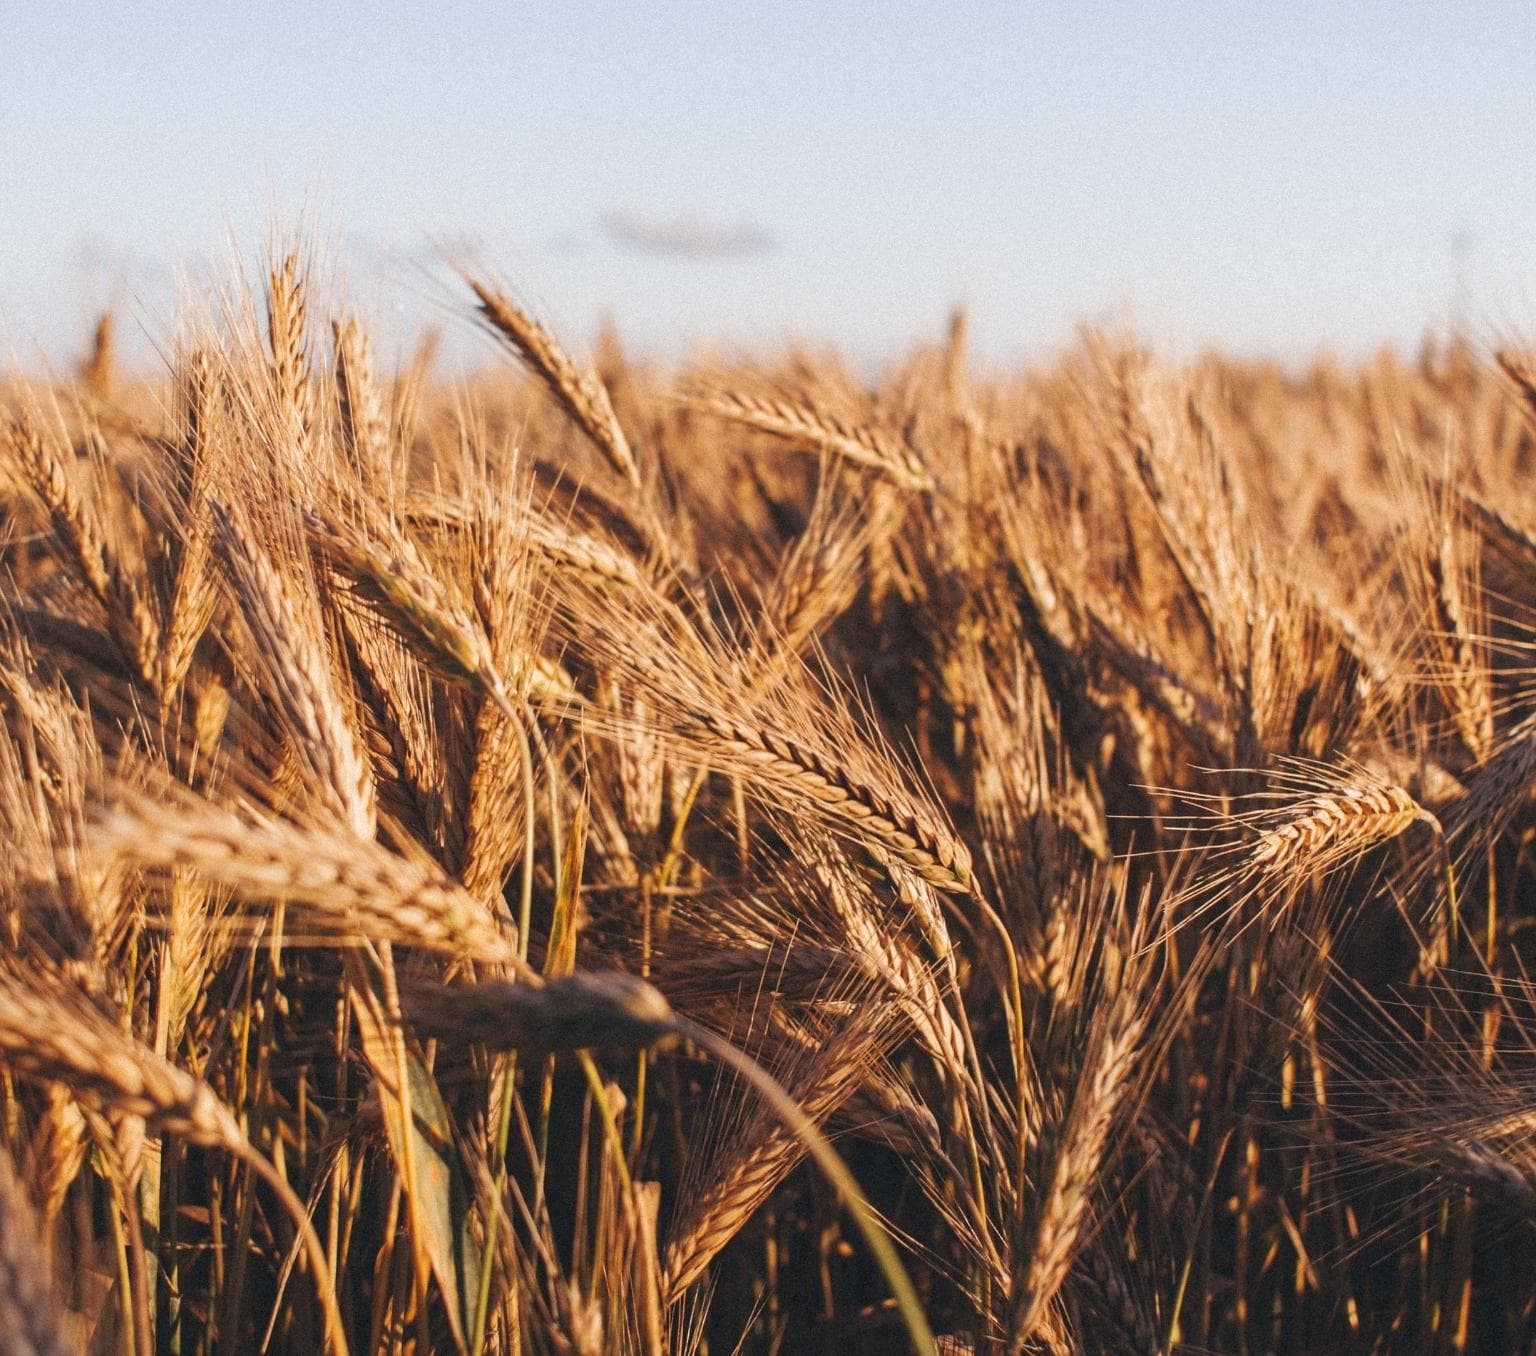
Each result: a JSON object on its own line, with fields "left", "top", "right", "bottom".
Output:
{"left": 4, "top": 2, "right": 1536, "bottom": 370}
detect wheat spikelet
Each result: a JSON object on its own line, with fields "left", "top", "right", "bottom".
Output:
{"left": 0, "top": 963, "right": 242, "bottom": 1150}
{"left": 1084, "top": 593, "right": 1228, "bottom": 759}
{"left": 3, "top": 415, "right": 160, "bottom": 685}
{"left": 266, "top": 252, "right": 311, "bottom": 450}
{"left": 331, "top": 577, "right": 457, "bottom": 848}
{"left": 90, "top": 786, "right": 529, "bottom": 969}
{"left": 1458, "top": 487, "right": 1536, "bottom": 577}
{"left": 333, "top": 317, "right": 392, "bottom": 488}
{"left": 562, "top": 570, "right": 973, "bottom": 892}
{"left": 406, "top": 493, "right": 647, "bottom": 591}
{"left": 81, "top": 309, "right": 115, "bottom": 400}
{"left": 1009, "top": 996, "right": 1146, "bottom": 1345}
{"left": 796, "top": 840, "right": 968, "bottom": 1076}
{"left": 158, "top": 350, "right": 223, "bottom": 697}
{"left": 1428, "top": 534, "right": 1494, "bottom": 762}
{"left": 210, "top": 499, "right": 377, "bottom": 834}
{"left": 1249, "top": 781, "right": 1435, "bottom": 876}
{"left": 386, "top": 325, "right": 438, "bottom": 451}
{"left": 662, "top": 999, "right": 896, "bottom": 1299}
{"left": 454, "top": 494, "right": 549, "bottom": 895}
{"left": 760, "top": 486, "right": 886, "bottom": 657}
{"left": 1443, "top": 713, "right": 1536, "bottom": 867}
{"left": 608, "top": 681, "right": 666, "bottom": 844}
{"left": 1420, "top": 1132, "right": 1536, "bottom": 1215}
{"left": 1495, "top": 348, "right": 1536, "bottom": 419}
{"left": 1394, "top": 459, "right": 1497, "bottom": 764}
{"left": 306, "top": 507, "right": 523, "bottom": 711}
{"left": 684, "top": 705, "right": 971, "bottom": 890}
{"left": 400, "top": 970, "right": 675, "bottom": 1052}
{"left": 684, "top": 385, "right": 935, "bottom": 493}
{"left": 466, "top": 275, "right": 640, "bottom": 487}
{"left": 29, "top": 1084, "right": 88, "bottom": 1221}
{"left": 524, "top": 514, "right": 646, "bottom": 590}
{"left": 1077, "top": 1235, "right": 1160, "bottom": 1356}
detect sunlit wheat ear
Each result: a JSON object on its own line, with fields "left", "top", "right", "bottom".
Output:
{"left": 1084, "top": 591, "right": 1229, "bottom": 760}
{"left": 463, "top": 273, "right": 640, "bottom": 487}
{"left": 88, "top": 783, "right": 532, "bottom": 972}
{"left": 680, "top": 384, "right": 935, "bottom": 493}
{"left": 30, "top": 1084, "right": 88, "bottom": 1222}
{"left": 1496, "top": 347, "right": 1536, "bottom": 420}
{"left": 1248, "top": 781, "right": 1437, "bottom": 876}
{"left": 80, "top": 308, "right": 116, "bottom": 400}
{"left": 409, "top": 493, "right": 648, "bottom": 591}
{"left": 1386, "top": 447, "right": 1495, "bottom": 764}
{"left": 332, "top": 317, "right": 392, "bottom": 487}
{"left": 0, "top": 961, "right": 235, "bottom": 1148}
{"left": 680, "top": 706, "right": 973, "bottom": 891}
{"left": 1174, "top": 758, "right": 1440, "bottom": 892}
{"left": 266, "top": 251, "right": 311, "bottom": 449}
{"left": 157, "top": 350, "right": 224, "bottom": 699}
{"left": 592, "top": 579, "right": 971, "bottom": 891}
{"left": 306, "top": 507, "right": 541, "bottom": 713}
{"left": 760, "top": 490, "right": 876, "bottom": 657}
{"left": 209, "top": 498, "right": 376, "bottom": 833}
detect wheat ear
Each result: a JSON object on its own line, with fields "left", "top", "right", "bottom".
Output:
{"left": 683, "top": 385, "right": 934, "bottom": 493}
{"left": 466, "top": 276, "right": 640, "bottom": 487}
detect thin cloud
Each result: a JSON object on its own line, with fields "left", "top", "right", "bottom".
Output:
{"left": 602, "top": 207, "right": 773, "bottom": 258}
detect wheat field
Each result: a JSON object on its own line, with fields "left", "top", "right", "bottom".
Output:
{"left": 1, "top": 247, "right": 1535, "bottom": 1354}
